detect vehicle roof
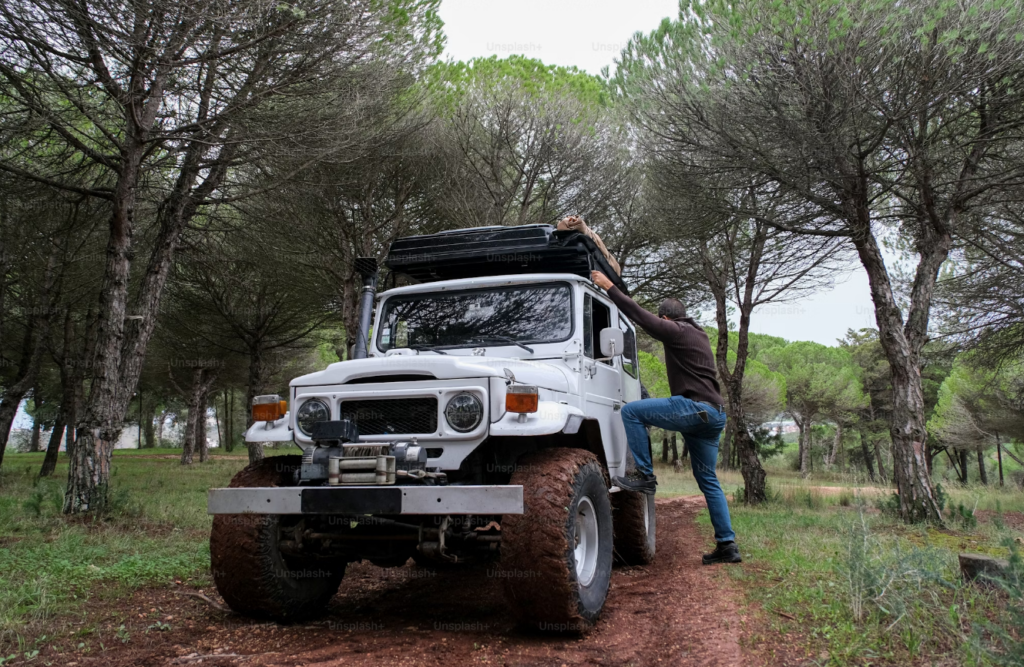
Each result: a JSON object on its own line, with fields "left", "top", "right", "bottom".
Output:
{"left": 377, "top": 273, "right": 594, "bottom": 299}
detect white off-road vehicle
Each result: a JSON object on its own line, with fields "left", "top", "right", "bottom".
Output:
{"left": 207, "top": 224, "right": 656, "bottom": 631}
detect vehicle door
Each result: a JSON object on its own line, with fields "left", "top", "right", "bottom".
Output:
{"left": 582, "top": 292, "right": 627, "bottom": 478}
{"left": 618, "top": 314, "right": 641, "bottom": 404}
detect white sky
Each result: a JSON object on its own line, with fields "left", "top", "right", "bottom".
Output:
{"left": 438, "top": 0, "right": 879, "bottom": 345}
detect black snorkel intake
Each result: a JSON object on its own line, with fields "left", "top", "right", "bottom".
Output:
{"left": 352, "top": 257, "right": 379, "bottom": 360}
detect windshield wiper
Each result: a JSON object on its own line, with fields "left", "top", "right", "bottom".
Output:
{"left": 409, "top": 344, "right": 448, "bottom": 355}
{"left": 468, "top": 336, "right": 534, "bottom": 354}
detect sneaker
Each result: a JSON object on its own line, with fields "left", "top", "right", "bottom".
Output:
{"left": 612, "top": 471, "right": 657, "bottom": 495}
{"left": 702, "top": 541, "right": 742, "bottom": 565}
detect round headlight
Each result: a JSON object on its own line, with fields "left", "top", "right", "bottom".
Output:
{"left": 296, "top": 399, "right": 330, "bottom": 436}
{"left": 444, "top": 393, "right": 483, "bottom": 433}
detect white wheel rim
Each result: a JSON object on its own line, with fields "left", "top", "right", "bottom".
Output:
{"left": 642, "top": 495, "right": 650, "bottom": 534}
{"left": 574, "top": 495, "right": 599, "bottom": 587}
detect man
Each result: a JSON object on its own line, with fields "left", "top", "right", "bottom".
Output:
{"left": 591, "top": 270, "right": 741, "bottom": 565}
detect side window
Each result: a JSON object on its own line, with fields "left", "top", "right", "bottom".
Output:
{"left": 583, "top": 294, "right": 594, "bottom": 358}
{"left": 593, "top": 298, "right": 612, "bottom": 365}
{"left": 583, "top": 294, "right": 611, "bottom": 361}
{"left": 619, "top": 315, "right": 638, "bottom": 378}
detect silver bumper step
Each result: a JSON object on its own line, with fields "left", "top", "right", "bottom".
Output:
{"left": 208, "top": 485, "right": 524, "bottom": 515}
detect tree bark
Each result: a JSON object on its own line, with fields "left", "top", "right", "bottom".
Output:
{"left": 958, "top": 448, "right": 969, "bottom": 485}
{"left": 977, "top": 449, "right": 988, "bottom": 486}
{"left": 670, "top": 433, "right": 679, "bottom": 464}
{"left": 197, "top": 389, "right": 209, "bottom": 463}
{"left": 245, "top": 344, "right": 267, "bottom": 465}
{"left": 156, "top": 410, "right": 166, "bottom": 446}
{"left": 874, "top": 440, "right": 888, "bottom": 484}
{"left": 826, "top": 422, "right": 844, "bottom": 468}
{"left": 64, "top": 101, "right": 239, "bottom": 512}
{"left": 851, "top": 221, "right": 945, "bottom": 523}
{"left": 661, "top": 435, "right": 668, "bottom": 463}
{"left": 177, "top": 367, "right": 218, "bottom": 465}
{"left": 860, "top": 434, "right": 876, "bottom": 482}
{"left": 797, "top": 419, "right": 812, "bottom": 477}
{"left": 142, "top": 402, "right": 156, "bottom": 448}
{"left": 0, "top": 317, "right": 45, "bottom": 467}
{"left": 29, "top": 406, "right": 42, "bottom": 453}
{"left": 719, "top": 418, "right": 734, "bottom": 470}
{"left": 996, "top": 434, "right": 1004, "bottom": 487}
{"left": 39, "top": 415, "right": 65, "bottom": 477}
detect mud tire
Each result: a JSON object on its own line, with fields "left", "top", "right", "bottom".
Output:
{"left": 612, "top": 490, "right": 656, "bottom": 565}
{"left": 500, "top": 448, "right": 612, "bottom": 633}
{"left": 210, "top": 455, "right": 345, "bottom": 622}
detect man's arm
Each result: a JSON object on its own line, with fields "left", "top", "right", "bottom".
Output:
{"left": 591, "top": 271, "right": 679, "bottom": 342}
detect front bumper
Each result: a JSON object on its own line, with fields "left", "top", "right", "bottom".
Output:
{"left": 207, "top": 485, "right": 524, "bottom": 515}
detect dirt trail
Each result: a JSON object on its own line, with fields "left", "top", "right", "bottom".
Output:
{"left": 47, "top": 496, "right": 806, "bottom": 667}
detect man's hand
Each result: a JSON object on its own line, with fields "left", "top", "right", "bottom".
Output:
{"left": 591, "top": 271, "right": 614, "bottom": 290}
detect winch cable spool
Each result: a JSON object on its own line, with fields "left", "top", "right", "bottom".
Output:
{"left": 342, "top": 444, "right": 390, "bottom": 458}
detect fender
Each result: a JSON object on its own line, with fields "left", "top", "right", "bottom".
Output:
{"left": 488, "top": 401, "right": 585, "bottom": 438}
{"left": 244, "top": 414, "right": 292, "bottom": 443}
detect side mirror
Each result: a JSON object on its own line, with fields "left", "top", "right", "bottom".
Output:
{"left": 599, "top": 328, "right": 624, "bottom": 358}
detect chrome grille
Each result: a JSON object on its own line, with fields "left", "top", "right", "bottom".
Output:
{"left": 339, "top": 398, "right": 438, "bottom": 435}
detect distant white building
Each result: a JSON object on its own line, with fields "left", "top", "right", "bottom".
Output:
{"left": 8, "top": 402, "right": 223, "bottom": 451}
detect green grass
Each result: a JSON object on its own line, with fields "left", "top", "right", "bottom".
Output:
{"left": 1, "top": 447, "right": 1021, "bottom": 664}
{"left": 681, "top": 478, "right": 1019, "bottom": 665}
{"left": 0, "top": 449, "right": 269, "bottom": 650}
{"left": 654, "top": 456, "right": 1023, "bottom": 664}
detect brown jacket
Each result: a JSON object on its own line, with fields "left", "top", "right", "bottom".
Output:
{"left": 608, "top": 287, "right": 724, "bottom": 406}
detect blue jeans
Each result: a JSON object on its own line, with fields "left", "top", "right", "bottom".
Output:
{"left": 620, "top": 396, "right": 735, "bottom": 543}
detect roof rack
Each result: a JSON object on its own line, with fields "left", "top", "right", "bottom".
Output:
{"left": 384, "top": 224, "right": 629, "bottom": 294}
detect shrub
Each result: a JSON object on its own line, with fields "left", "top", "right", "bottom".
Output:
{"left": 839, "top": 513, "right": 957, "bottom": 626}
{"left": 972, "top": 539, "right": 1024, "bottom": 665}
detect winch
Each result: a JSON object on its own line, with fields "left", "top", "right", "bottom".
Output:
{"left": 299, "top": 419, "right": 440, "bottom": 485}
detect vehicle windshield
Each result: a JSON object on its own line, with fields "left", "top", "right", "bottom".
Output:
{"left": 377, "top": 283, "right": 572, "bottom": 352}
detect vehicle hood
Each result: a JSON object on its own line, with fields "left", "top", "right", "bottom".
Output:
{"left": 291, "top": 355, "right": 571, "bottom": 393}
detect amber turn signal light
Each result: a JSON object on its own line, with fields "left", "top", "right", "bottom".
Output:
{"left": 506, "top": 385, "right": 539, "bottom": 413}
{"left": 252, "top": 395, "right": 286, "bottom": 422}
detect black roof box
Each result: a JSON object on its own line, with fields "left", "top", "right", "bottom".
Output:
{"left": 384, "top": 224, "right": 629, "bottom": 294}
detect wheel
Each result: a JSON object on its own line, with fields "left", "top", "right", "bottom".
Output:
{"left": 210, "top": 456, "right": 345, "bottom": 622}
{"left": 500, "top": 448, "right": 613, "bottom": 633}
{"left": 612, "top": 489, "right": 656, "bottom": 565}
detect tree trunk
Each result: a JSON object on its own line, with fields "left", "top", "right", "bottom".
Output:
{"left": 670, "top": 433, "right": 679, "bottom": 464}
{"left": 219, "top": 391, "right": 229, "bottom": 454}
{"left": 64, "top": 138, "right": 141, "bottom": 512}
{"left": 156, "top": 411, "right": 164, "bottom": 445}
{"left": 851, "top": 225, "right": 944, "bottom": 523}
{"left": 245, "top": 345, "right": 267, "bottom": 465}
{"left": 797, "top": 420, "right": 812, "bottom": 478}
{"left": 29, "top": 408, "right": 42, "bottom": 453}
{"left": 860, "top": 434, "right": 876, "bottom": 482}
{"left": 142, "top": 403, "right": 156, "bottom": 448}
{"left": 719, "top": 417, "right": 734, "bottom": 470}
{"left": 0, "top": 321, "right": 40, "bottom": 467}
{"left": 197, "top": 379, "right": 216, "bottom": 463}
{"left": 977, "top": 449, "right": 988, "bottom": 486}
{"left": 64, "top": 122, "right": 234, "bottom": 512}
{"left": 197, "top": 391, "right": 209, "bottom": 463}
{"left": 874, "top": 440, "right": 888, "bottom": 484}
{"left": 827, "top": 422, "right": 843, "bottom": 469}
{"left": 735, "top": 426, "right": 766, "bottom": 502}
{"left": 661, "top": 435, "right": 668, "bottom": 463}
{"left": 958, "top": 448, "right": 969, "bottom": 485}
{"left": 996, "top": 434, "right": 1004, "bottom": 487}
{"left": 681, "top": 438, "right": 688, "bottom": 460}
{"left": 40, "top": 415, "right": 65, "bottom": 477}
{"left": 0, "top": 394, "right": 25, "bottom": 461}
